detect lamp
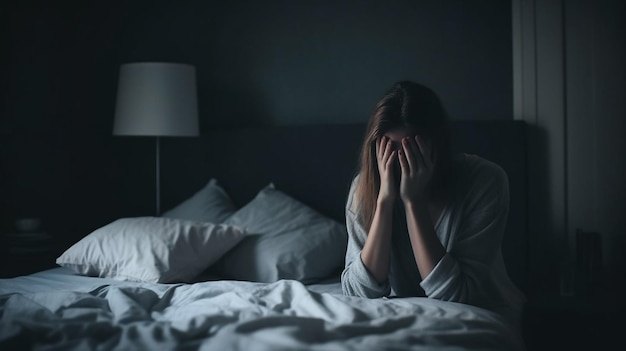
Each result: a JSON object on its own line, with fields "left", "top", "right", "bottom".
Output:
{"left": 113, "top": 62, "right": 199, "bottom": 216}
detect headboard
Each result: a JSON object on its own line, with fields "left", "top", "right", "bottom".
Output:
{"left": 161, "top": 120, "right": 528, "bottom": 293}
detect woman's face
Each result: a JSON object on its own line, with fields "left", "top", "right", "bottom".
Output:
{"left": 383, "top": 127, "right": 416, "bottom": 151}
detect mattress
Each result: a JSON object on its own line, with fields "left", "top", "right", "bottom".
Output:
{"left": 0, "top": 267, "right": 524, "bottom": 350}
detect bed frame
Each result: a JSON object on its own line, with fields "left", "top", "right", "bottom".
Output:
{"left": 161, "top": 120, "right": 528, "bottom": 293}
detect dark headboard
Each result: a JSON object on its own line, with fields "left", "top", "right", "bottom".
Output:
{"left": 161, "top": 120, "right": 528, "bottom": 293}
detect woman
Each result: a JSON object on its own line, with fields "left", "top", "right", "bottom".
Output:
{"left": 341, "top": 81, "right": 525, "bottom": 326}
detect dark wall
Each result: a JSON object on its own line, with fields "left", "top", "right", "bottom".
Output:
{"left": 0, "top": 0, "right": 513, "bottom": 244}
{"left": 1, "top": 0, "right": 512, "bottom": 131}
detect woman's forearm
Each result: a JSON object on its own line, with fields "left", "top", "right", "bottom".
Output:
{"left": 404, "top": 201, "right": 445, "bottom": 279}
{"left": 360, "top": 198, "right": 394, "bottom": 284}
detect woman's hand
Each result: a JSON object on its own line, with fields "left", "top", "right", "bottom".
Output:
{"left": 398, "top": 135, "right": 435, "bottom": 205}
{"left": 375, "top": 136, "right": 398, "bottom": 203}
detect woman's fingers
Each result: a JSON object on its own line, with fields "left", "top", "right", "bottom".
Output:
{"left": 386, "top": 150, "right": 397, "bottom": 169}
{"left": 412, "top": 136, "right": 426, "bottom": 169}
{"left": 377, "top": 137, "right": 386, "bottom": 160}
{"left": 407, "top": 136, "right": 420, "bottom": 159}
{"left": 398, "top": 148, "right": 408, "bottom": 174}
{"left": 402, "top": 138, "right": 418, "bottom": 174}
{"left": 383, "top": 139, "right": 394, "bottom": 164}
{"left": 376, "top": 137, "right": 387, "bottom": 164}
{"left": 415, "top": 136, "right": 434, "bottom": 169}
{"left": 376, "top": 137, "right": 392, "bottom": 169}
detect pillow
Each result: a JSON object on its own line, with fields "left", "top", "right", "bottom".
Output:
{"left": 161, "top": 178, "right": 236, "bottom": 223}
{"left": 56, "top": 217, "right": 246, "bottom": 283}
{"left": 209, "top": 183, "right": 348, "bottom": 284}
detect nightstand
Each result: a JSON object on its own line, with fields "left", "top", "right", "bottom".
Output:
{"left": 0, "top": 231, "right": 61, "bottom": 278}
{"left": 523, "top": 290, "right": 626, "bottom": 351}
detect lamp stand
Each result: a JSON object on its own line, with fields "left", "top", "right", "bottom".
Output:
{"left": 155, "top": 136, "right": 161, "bottom": 216}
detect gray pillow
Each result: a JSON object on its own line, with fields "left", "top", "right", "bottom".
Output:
{"left": 162, "top": 178, "right": 236, "bottom": 223}
{"left": 210, "top": 183, "right": 348, "bottom": 284}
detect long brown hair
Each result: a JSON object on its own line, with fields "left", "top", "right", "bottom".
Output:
{"left": 353, "top": 81, "right": 452, "bottom": 229}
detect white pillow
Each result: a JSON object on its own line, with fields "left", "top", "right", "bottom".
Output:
{"left": 209, "top": 184, "right": 348, "bottom": 283}
{"left": 161, "top": 179, "right": 236, "bottom": 223}
{"left": 56, "top": 217, "right": 246, "bottom": 283}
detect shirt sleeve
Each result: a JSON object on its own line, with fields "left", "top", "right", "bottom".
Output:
{"left": 341, "top": 176, "right": 391, "bottom": 298}
{"left": 419, "top": 159, "right": 510, "bottom": 306}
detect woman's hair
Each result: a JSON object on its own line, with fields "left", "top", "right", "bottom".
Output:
{"left": 354, "top": 81, "right": 452, "bottom": 229}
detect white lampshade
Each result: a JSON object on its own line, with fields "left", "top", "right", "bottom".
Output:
{"left": 113, "top": 62, "right": 199, "bottom": 136}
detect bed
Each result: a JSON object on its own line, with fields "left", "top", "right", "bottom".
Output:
{"left": 0, "top": 121, "right": 528, "bottom": 350}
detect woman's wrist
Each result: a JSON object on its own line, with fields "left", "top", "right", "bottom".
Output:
{"left": 402, "top": 196, "right": 427, "bottom": 211}
{"left": 377, "top": 194, "right": 396, "bottom": 208}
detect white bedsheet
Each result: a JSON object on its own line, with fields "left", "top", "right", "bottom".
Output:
{"left": 0, "top": 268, "right": 524, "bottom": 350}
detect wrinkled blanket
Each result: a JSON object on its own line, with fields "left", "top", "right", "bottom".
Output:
{"left": 0, "top": 270, "right": 523, "bottom": 351}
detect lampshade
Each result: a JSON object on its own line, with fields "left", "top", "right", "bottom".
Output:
{"left": 113, "top": 62, "right": 199, "bottom": 136}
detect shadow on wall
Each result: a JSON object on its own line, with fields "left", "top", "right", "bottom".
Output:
{"left": 198, "top": 79, "right": 272, "bottom": 131}
{"left": 525, "top": 124, "right": 560, "bottom": 294}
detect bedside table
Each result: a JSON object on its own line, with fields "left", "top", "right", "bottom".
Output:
{"left": 0, "top": 231, "right": 62, "bottom": 278}
{"left": 523, "top": 290, "right": 626, "bottom": 351}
